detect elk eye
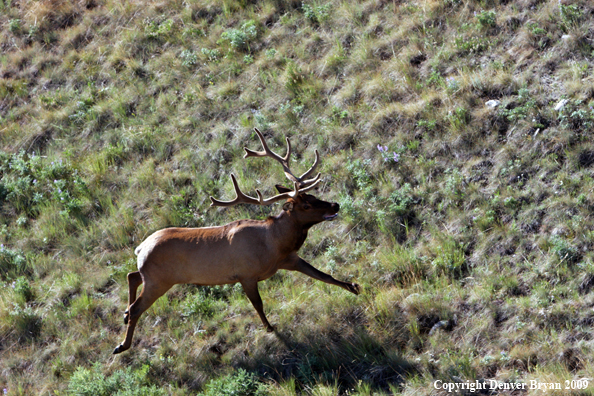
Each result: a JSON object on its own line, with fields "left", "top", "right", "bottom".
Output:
{"left": 302, "top": 204, "right": 311, "bottom": 210}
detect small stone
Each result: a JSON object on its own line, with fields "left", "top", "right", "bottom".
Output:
{"left": 555, "top": 99, "right": 569, "bottom": 111}
{"left": 485, "top": 100, "right": 501, "bottom": 108}
{"left": 429, "top": 320, "right": 450, "bottom": 335}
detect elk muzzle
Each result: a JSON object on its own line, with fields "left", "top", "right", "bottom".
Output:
{"left": 323, "top": 203, "right": 340, "bottom": 221}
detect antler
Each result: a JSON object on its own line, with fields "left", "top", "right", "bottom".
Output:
{"left": 243, "top": 128, "right": 321, "bottom": 188}
{"left": 209, "top": 174, "right": 320, "bottom": 207}
{"left": 210, "top": 129, "right": 322, "bottom": 207}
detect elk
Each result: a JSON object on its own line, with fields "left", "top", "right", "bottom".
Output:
{"left": 113, "top": 128, "right": 360, "bottom": 354}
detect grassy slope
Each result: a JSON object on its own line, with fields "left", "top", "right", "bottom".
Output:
{"left": 1, "top": 0, "right": 594, "bottom": 394}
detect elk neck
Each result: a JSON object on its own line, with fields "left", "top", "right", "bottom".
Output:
{"left": 268, "top": 209, "right": 311, "bottom": 254}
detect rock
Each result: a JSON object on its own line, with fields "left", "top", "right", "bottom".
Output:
{"left": 485, "top": 100, "right": 501, "bottom": 108}
{"left": 429, "top": 320, "right": 450, "bottom": 335}
{"left": 554, "top": 99, "right": 569, "bottom": 111}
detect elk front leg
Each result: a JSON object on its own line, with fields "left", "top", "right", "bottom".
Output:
{"left": 280, "top": 254, "right": 361, "bottom": 295}
{"left": 240, "top": 279, "right": 275, "bottom": 332}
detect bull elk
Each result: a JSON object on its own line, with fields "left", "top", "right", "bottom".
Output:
{"left": 113, "top": 128, "right": 360, "bottom": 354}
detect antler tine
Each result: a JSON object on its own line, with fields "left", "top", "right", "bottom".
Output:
{"left": 299, "top": 172, "right": 322, "bottom": 188}
{"left": 244, "top": 128, "right": 298, "bottom": 184}
{"left": 283, "top": 136, "right": 292, "bottom": 162}
{"left": 244, "top": 128, "right": 322, "bottom": 188}
{"left": 296, "top": 149, "right": 320, "bottom": 187}
{"left": 295, "top": 177, "right": 321, "bottom": 194}
{"left": 210, "top": 174, "right": 261, "bottom": 207}
{"left": 211, "top": 174, "right": 312, "bottom": 207}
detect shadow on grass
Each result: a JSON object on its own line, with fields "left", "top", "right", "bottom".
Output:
{"left": 238, "top": 324, "right": 416, "bottom": 393}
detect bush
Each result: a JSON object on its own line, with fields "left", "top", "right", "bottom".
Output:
{"left": 431, "top": 236, "right": 467, "bottom": 279}
{"left": 0, "top": 245, "right": 29, "bottom": 281}
{"left": 476, "top": 10, "right": 496, "bottom": 28}
{"left": 220, "top": 20, "right": 258, "bottom": 52}
{"left": 0, "top": 152, "right": 88, "bottom": 218}
{"left": 302, "top": 3, "right": 331, "bottom": 25}
{"left": 199, "top": 369, "right": 266, "bottom": 396}
{"left": 180, "top": 50, "right": 198, "bottom": 67}
{"left": 13, "top": 276, "right": 34, "bottom": 303}
{"left": 182, "top": 292, "right": 216, "bottom": 319}
{"left": 8, "top": 304, "right": 42, "bottom": 341}
{"left": 144, "top": 18, "right": 174, "bottom": 40}
{"left": 68, "top": 363, "right": 165, "bottom": 396}
{"left": 550, "top": 236, "right": 580, "bottom": 264}
{"left": 389, "top": 183, "right": 414, "bottom": 216}
{"left": 201, "top": 48, "right": 220, "bottom": 62}
{"left": 500, "top": 88, "right": 537, "bottom": 122}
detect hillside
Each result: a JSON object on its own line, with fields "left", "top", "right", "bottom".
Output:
{"left": 1, "top": 0, "right": 594, "bottom": 394}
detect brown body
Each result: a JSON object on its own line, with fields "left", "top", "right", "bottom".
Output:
{"left": 113, "top": 191, "right": 360, "bottom": 354}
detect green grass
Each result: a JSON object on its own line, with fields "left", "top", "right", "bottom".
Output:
{"left": 1, "top": 0, "right": 594, "bottom": 394}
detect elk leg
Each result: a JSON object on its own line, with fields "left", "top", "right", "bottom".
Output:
{"left": 124, "top": 271, "right": 143, "bottom": 325}
{"left": 284, "top": 256, "right": 361, "bottom": 295}
{"left": 113, "top": 280, "right": 171, "bottom": 354}
{"left": 240, "top": 280, "right": 274, "bottom": 332}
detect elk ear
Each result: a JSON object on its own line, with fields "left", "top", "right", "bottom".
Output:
{"left": 282, "top": 201, "right": 294, "bottom": 212}
{"left": 276, "top": 184, "right": 292, "bottom": 194}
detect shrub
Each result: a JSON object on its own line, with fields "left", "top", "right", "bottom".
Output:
{"left": 201, "top": 48, "right": 221, "bottom": 62}
{"left": 9, "top": 19, "right": 21, "bottom": 34}
{"left": 68, "top": 363, "right": 165, "bottom": 396}
{"left": 69, "top": 98, "right": 95, "bottom": 125}
{"left": 389, "top": 183, "right": 414, "bottom": 216}
{"left": 302, "top": 3, "right": 331, "bottom": 25}
{"left": 8, "top": 304, "right": 42, "bottom": 341}
{"left": 144, "top": 18, "right": 174, "bottom": 40}
{"left": 346, "top": 158, "right": 372, "bottom": 194}
{"left": 0, "top": 245, "right": 29, "bottom": 281}
{"left": 198, "top": 369, "right": 266, "bottom": 396}
{"left": 454, "top": 35, "right": 490, "bottom": 54}
{"left": 550, "top": 236, "right": 580, "bottom": 264}
{"left": 181, "top": 292, "right": 216, "bottom": 319}
{"left": 0, "top": 152, "right": 88, "bottom": 218}
{"left": 180, "top": 50, "right": 198, "bottom": 67}
{"left": 12, "top": 276, "right": 34, "bottom": 303}
{"left": 559, "top": 4, "right": 583, "bottom": 31}
{"left": 476, "top": 10, "right": 496, "bottom": 28}
{"left": 500, "top": 88, "right": 537, "bottom": 122}
{"left": 220, "top": 20, "right": 258, "bottom": 52}
{"left": 284, "top": 61, "right": 307, "bottom": 96}
{"left": 431, "top": 236, "right": 467, "bottom": 279}
{"left": 558, "top": 100, "right": 594, "bottom": 132}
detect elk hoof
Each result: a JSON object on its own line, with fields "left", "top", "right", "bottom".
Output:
{"left": 113, "top": 344, "right": 126, "bottom": 354}
{"left": 348, "top": 283, "right": 361, "bottom": 295}
{"left": 266, "top": 325, "right": 275, "bottom": 333}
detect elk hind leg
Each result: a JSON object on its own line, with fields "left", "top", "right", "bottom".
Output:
{"left": 114, "top": 279, "right": 171, "bottom": 354}
{"left": 124, "top": 271, "right": 143, "bottom": 325}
